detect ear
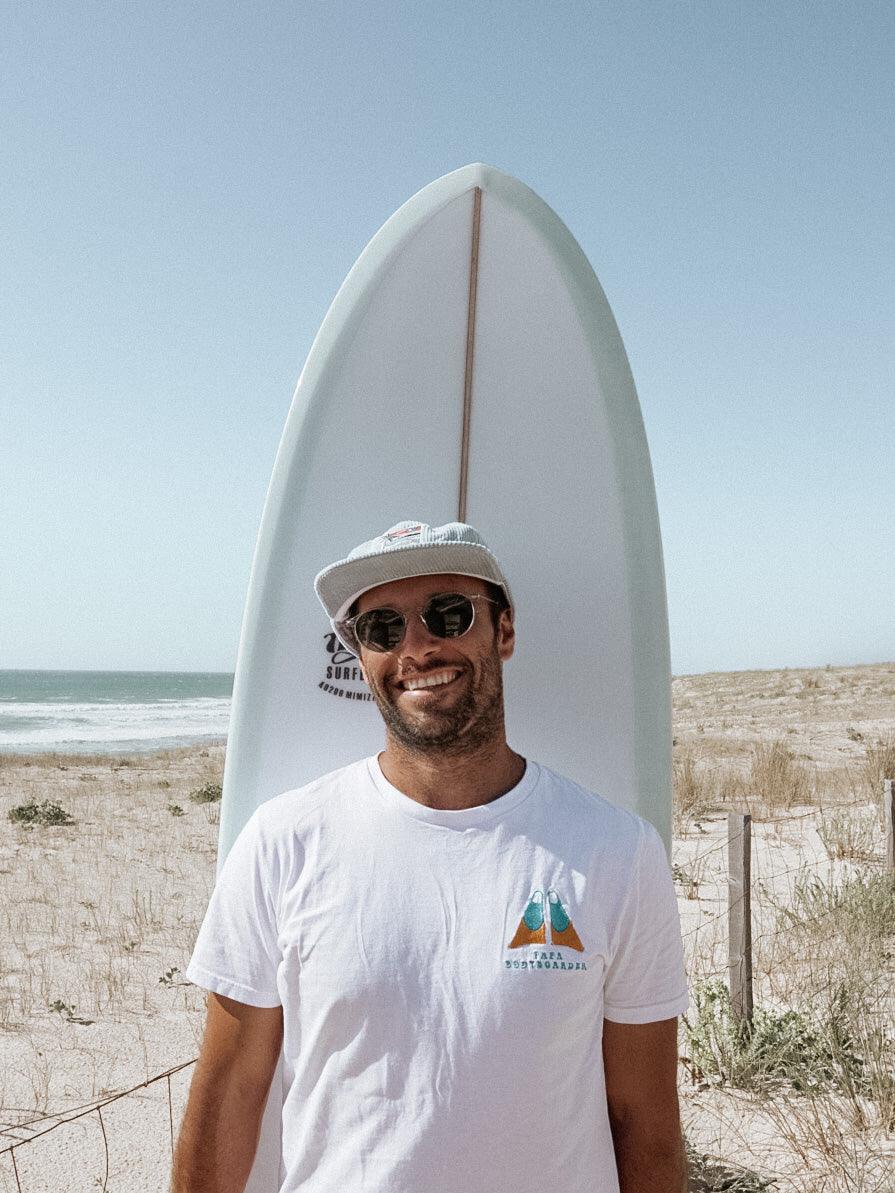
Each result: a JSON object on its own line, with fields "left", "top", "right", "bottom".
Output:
{"left": 496, "top": 609, "right": 515, "bottom": 662}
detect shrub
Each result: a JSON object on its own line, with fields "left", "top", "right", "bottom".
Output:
{"left": 8, "top": 800, "right": 75, "bottom": 827}
{"left": 682, "top": 980, "right": 862, "bottom": 1095}
{"left": 188, "top": 782, "right": 222, "bottom": 804}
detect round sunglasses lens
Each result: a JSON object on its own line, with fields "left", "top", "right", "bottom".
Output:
{"left": 356, "top": 608, "right": 405, "bottom": 652}
{"left": 423, "top": 595, "right": 475, "bottom": 639}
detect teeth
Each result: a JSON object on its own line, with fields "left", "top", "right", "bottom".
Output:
{"left": 402, "top": 670, "right": 459, "bottom": 691}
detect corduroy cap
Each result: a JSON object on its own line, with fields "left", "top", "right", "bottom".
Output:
{"left": 314, "top": 520, "right": 513, "bottom": 636}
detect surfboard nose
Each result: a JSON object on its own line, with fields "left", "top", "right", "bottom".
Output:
{"left": 438, "top": 162, "right": 511, "bottom": 194}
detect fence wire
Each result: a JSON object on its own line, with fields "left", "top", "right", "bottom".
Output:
{"left": 0, "top": 1059, "right": 196, "bottom": 1192}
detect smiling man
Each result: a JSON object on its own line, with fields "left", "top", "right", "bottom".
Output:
{"left": 174, "top": 521, "right": 689, "bottom": 1193}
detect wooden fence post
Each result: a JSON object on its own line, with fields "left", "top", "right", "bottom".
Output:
{"left": 885, "top": 779, "right": 894, "bottom": 879}
{"left": 728, "top": 812, "right": 753, "bottom": 1036}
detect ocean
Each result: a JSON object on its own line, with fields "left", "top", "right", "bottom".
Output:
{"left": 0, "top": 670, "right": 233, "bottom": 754}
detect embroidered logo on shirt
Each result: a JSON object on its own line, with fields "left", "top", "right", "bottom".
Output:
{"left": 545, "top": 889, "right": 585, "bottom": 951}
{"left": 507, "top": 888, "right": 585, "bottom": 953}
{"left": 508, "top": 889, "right": 547, "bottom": 947}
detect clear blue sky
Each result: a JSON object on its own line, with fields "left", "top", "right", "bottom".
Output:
{"left": 3, "top": 1, "right": 892, "bottom": 675}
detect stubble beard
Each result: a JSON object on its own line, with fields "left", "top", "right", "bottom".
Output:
{"left": 366, "top": 645, "right": 506, "bottom": 759}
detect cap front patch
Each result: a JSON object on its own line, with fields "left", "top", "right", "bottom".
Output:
{"left": 385, "top": 524, "right": 423, "bottom": 541}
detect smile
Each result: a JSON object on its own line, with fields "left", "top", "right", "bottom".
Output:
{"left": 400, "top": 669, "right": 461, "bottom": 692}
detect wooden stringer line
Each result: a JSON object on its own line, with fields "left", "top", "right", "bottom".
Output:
{"left": 458, "top": 186, "right": 482, "bottom": 522}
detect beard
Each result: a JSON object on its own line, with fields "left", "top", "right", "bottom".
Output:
{"left": 365, "top": 644, "right": 506, "bottom": 758}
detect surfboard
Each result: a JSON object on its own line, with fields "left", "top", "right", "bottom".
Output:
{"left": 216, "top": 163, "right": 671, "bottom": 1191}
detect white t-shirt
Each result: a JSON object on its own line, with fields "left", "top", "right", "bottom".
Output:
{"left": 186, "top": 757, "right": 688, "bottom": 1193}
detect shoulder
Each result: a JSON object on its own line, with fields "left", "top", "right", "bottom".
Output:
{"left": 241, "top": 756, "right": 373, "bottom": 845}
{"left": 532, "top": 762, "right": 662, "bottom": 863}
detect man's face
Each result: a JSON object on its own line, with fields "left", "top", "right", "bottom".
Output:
{"left": 354, "top": 572, "right": 515, "bottom": 756}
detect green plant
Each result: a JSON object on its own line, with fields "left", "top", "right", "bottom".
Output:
{"left": 681, "top": 980, "right": 861, "bottom": 1095}
{"left": 188, "top": 782, "right": 222, "bottom": 804}
{"left": 48, "top": 999, "right": 92, "bottom": 1025}
{"left": 685, "top": 1144, "right": 776, "bottom": 1192}
{"left": 159, "top": 966, "right": 183, "bottom": 987}
{"left": 8, "top": 800, "right": 75, "bottom": 827}
{"left": 167, "top": 803, "right": 185, "bottom": 817}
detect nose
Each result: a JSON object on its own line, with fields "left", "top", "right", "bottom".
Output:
{"left": 396, "top": 611, "right": 442, "bottom": 663}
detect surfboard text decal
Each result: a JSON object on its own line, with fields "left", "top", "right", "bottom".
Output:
{"left": 318, "top": 632, "right": 374, "bottom": 703}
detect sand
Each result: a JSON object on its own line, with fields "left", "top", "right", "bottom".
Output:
{"left": 0, "top": 661, "right": 893, "bottom": 1191}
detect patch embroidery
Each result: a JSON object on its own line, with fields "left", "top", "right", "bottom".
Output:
{"left": 508, "top": 888, "right": 585, "bottom": 952}
{"left": 384, "top": 524, "right": 423, "bottom": 540}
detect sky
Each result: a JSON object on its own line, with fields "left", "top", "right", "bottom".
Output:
{"left": 2, "top": 1, "right": 893, "bottom": 675}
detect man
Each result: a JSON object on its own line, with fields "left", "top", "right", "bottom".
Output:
{"left": 174, "top": 521, "right": 689, "bottom": 1193}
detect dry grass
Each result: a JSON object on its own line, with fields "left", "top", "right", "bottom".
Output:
{"left": 746, "top": 738, "right": 814, "bottom": 814}
{"left": 759, "top": 1090, "right": 894, "bottom": 1193}
{"left": 673, "top": 748, "right": 718, "bottom": 832}
{"left": 817, "top": 806, "right": 880, "bottom": 861}
{"left": 862, "top": 733, "right": 895, "bottom": 805}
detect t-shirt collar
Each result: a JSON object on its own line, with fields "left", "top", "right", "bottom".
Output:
{"left": 367, "top": 753, "right": 539, "bottom": 829}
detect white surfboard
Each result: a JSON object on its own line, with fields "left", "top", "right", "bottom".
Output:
{"left": 217, "top": 163, "right": 671, "bottom": 1191}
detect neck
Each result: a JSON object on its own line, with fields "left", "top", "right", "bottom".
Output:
{"left": 377, "top": 734, "right": 526, "bottom": 811}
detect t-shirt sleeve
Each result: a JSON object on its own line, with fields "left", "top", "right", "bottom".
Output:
{"left": 185, "top": 810, "right": 282, "bottom": 1008}
{"left": 602, "top": 819, "right": 689, "bottom": 1024}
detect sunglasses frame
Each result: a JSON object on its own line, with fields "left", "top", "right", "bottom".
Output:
{"left": 337, "top": 592, "right": 500, "bottom": 655}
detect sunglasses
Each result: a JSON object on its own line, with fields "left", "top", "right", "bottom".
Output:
{"left": 338, "top": 592, "right": 500, "bottom": 654}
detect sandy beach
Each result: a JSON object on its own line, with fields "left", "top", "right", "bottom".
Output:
{"left": 1, "top": 662, "right": 893, "bottom": 1192}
